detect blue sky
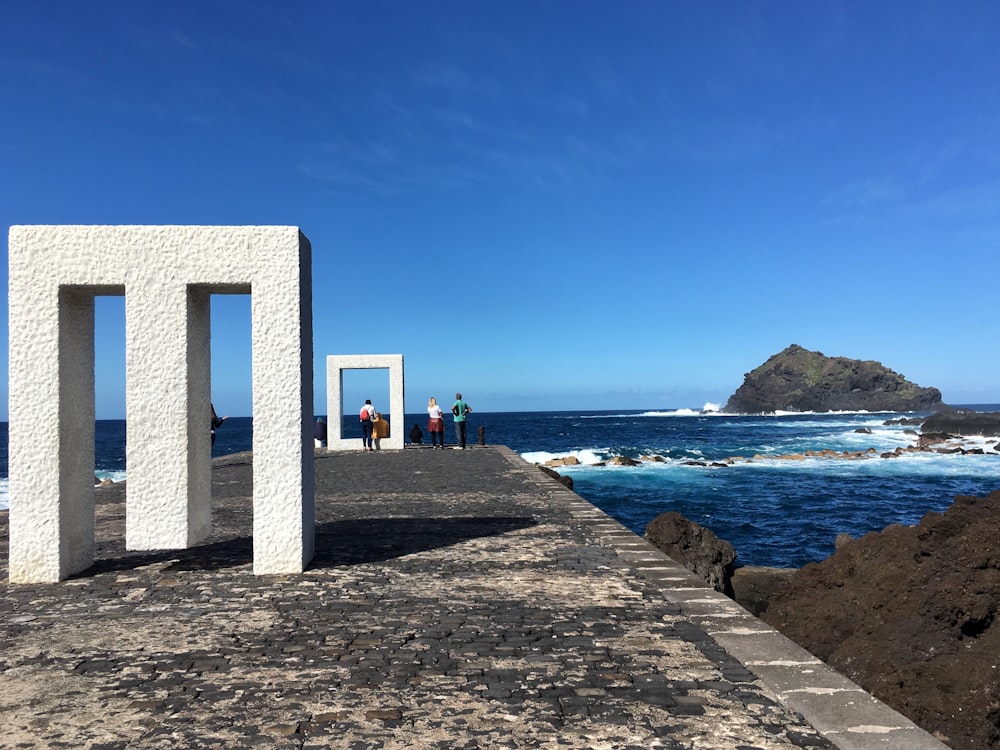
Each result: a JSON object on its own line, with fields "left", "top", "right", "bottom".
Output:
{"left": 2, "top": 1, "right": 998, "bottom": 419}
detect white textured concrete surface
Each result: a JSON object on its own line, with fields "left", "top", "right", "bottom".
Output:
{"left": 7, "top": 225, "right": 315, "bottom": 582}
{"left": 326, "top": 354, "right": 405, "bottom": 450}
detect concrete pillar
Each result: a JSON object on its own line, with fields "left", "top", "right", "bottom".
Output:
{"left": 250, "top": 235, "right": 315, "bottom": 574}
{"left": 124, "top": 284, "right": 214, "bottom": 549}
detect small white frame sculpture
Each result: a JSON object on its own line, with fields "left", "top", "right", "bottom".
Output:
{"left": 7, "top": 225, "right": 315, "bottom": 583}
{"left": 326, "top": 354, "right": 405, "bottom": 451}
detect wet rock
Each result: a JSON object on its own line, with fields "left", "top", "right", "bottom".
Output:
{"left": 545, "top": 456, "right": 580, "bottom": 467}
{"left": 922, "top": 410, "right": 1000, "bottom": 437}
{"left": 608, "top": 456, "right": 640, "bottom": 466}
{"left": 917, "top": 431, "right": 954, "bottom": 449}
{"left": 537, "top": 465, "right": 573, "bottom": 489}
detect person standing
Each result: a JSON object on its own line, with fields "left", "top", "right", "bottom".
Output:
{"left": 451, "top": 392, "right": 471, "bottom": 449}
{"left": 313, "top": 417, "right": 327, "bottom": 448}
{"left": 360, "top": 399, "right": 375, "bottom": 451}
{"left": 427, "top": 396, "right": 446, "bottom": 449}
{"left": 371, "top": 411, "right": 387, "bottom": 451}
{"left": 211, "top": 404, "right": 228, "bottom": 447}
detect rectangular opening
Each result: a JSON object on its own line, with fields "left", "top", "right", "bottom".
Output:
{"left": 209, "top": 294, "right": 252, "bottom": 457}
{"left": 94, "top": 295, "right": 126, "bottom": 484}
{"left": 342, "top": 368, "right": 391, "bottom": 438}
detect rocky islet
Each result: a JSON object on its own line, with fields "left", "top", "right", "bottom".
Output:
{"left": 723, "top": 344, "right": 944, "bottom": 414}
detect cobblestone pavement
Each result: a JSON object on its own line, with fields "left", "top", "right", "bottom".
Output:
{"left": 0, "top": 446, "right": 942, "bottom": 749}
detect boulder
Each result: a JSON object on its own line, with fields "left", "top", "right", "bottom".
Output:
{"left": 762, "top": 490, "right": 1000, "bottom": 750}
{"left": 644, "top": 512, "right": 736, "bottom": 596}
{"left": 537, "top": 465, "right": 573, "bottom": 489}
{"left": 724, "top": 344, "right": 944, "bottom": 414}
{"left": 608, "top": 455, "right": 640, "bottom": 466}
{"left": 544, "top": 455, "right": 580, "bottom": 467}
{"left": 917, "top": 431, "right": 954, "bottom": 449}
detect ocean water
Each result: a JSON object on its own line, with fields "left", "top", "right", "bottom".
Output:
{"left": 2, "top": 407, "right": 999, "bottom": 568}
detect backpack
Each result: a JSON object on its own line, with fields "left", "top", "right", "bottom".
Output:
{"left": 360, "top": 406, "right": 371, "bottom": 421}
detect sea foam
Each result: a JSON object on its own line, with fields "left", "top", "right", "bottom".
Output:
{"left": 521, "top": 448, "right": 605, "bottom": 466}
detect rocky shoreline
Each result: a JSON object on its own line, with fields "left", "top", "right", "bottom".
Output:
{"left": 542, "top": 414, "right": 1000, "bottom": 472}
{"left": 763, "top": 489, "right": 1000, "bottom": 750}
{"left": 628, "top": 416, "right": 1000, "bottom": 750}
{"left": 643, "top": 489, "right": 1000, "bottom": 750}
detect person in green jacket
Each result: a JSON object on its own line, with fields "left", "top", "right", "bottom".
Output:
{"left": 451, "top": 393, "right": 472, "bottom": 449}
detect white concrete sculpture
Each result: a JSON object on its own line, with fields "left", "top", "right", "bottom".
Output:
{"left": 326, "top": 354, "right": 405, "bottom": 451}
{"left": 7, "top": 225, "right": 315, "bottom": 582}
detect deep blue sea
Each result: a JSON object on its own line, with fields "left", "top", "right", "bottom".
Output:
{"left": 3, "top": 406, "right": 999, "bottom": 569}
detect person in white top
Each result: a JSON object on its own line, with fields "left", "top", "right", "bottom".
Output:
{"left": 427, "top": 396, "right": 446, "bottom": 449}
{"left": 360, "top": 399, "right": 375, "bottom": 451}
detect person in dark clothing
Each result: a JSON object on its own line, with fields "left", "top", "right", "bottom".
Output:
{"left": 211, "top": 404, "right": 228, "bottom": 447}
{"left": 409, "top": 423, "right": 424, "bottom": 445}
{"left": 314, "top": 417, "right": 327, "bottom": 448}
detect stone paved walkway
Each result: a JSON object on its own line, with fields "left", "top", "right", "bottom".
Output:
{"left": 0, "top": 446, "right": 945, "bottom": 749}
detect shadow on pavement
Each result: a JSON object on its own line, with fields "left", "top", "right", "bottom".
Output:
{"left": 311, "top": 516, "right": 537, "bottom": 567}
{"left": 74, "top": 515, "right": 536, "bottom": 577}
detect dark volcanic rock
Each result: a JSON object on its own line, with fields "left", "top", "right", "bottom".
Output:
{"left": 761, "top": 490, "right": 1000, "bottom": 750}
{"left": 537, "top": 464, "right": 573, "bottom": 489}
{"left": 730, "top": 566, "right": 797, "bottom": 617}
{"left": 922, "top": 409, "right": 1000, "bottom": 437}
{"left": 724, "top": 344, "right": 944, "bottom": 414}
{"left": 645, "top": 512, "right": 736, "bottom": 596}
